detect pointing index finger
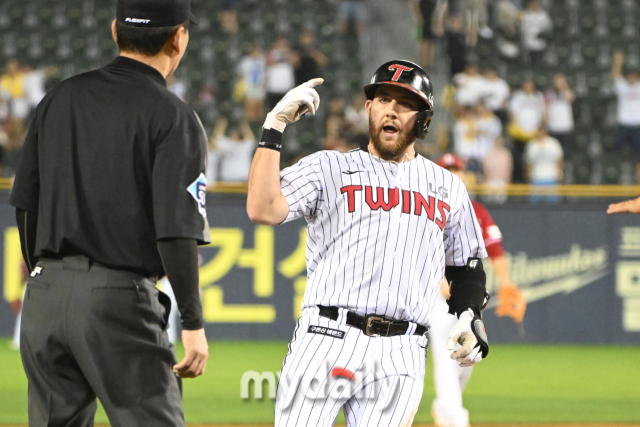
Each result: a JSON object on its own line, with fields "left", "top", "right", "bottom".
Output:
{"left": 301, "top": 78, "right": 324, "bottom": 89}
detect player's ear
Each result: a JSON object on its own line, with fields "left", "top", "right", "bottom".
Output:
{"left": 168, "top": 25, "right": 188, "bottom": 58}
{"left": 365, "top": 99, "right": 372, "bottom": 116}
{"left": 111, "top": 20, "right": 118, "bottom": 45}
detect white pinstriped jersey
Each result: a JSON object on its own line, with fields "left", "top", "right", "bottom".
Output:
{"left": 280, "top": 149, "right": 487, "bottom": 327}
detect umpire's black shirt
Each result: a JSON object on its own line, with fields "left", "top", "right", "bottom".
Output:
{"left": 10, "top": 56, "right": 211, "bottom": 277}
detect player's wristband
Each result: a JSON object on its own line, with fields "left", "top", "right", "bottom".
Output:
{"left": 258, "top": 128, "right": 283, "bottom": 152}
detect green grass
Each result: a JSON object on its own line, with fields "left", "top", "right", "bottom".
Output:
{"left": 1, "top": 339, "right": 639, "bottom": 425}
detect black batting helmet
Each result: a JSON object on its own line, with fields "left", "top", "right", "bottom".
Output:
{"left": 364, "top": 60, "right": 434, "bottom": 140}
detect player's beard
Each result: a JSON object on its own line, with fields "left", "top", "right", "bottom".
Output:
{"left": 368, "top": 116, "right": 415, "bottom": 159}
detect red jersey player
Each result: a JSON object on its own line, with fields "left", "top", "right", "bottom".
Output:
{"left": 429, "top": 153, "right": 525, "bottom": 427}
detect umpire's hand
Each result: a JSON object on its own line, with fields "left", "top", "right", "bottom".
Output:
{"left": 174, "top": 329, "right": 209, "bottom": 378}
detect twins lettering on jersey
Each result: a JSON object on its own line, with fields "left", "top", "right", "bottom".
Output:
{"left": 340, "top": 185, "right": 451, "bottom": 231}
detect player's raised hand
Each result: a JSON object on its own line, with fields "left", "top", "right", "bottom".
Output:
{"left": 174, "top": 329, "right": 209, "bottom": 378}
{"left": 446, "top": 308, "right": 489, "bottom": 367}
{"left": 607, "top": 196, "right": 640, "bottom": 215}
{"left": 263, "top": 78, "right": 324, "bottom": 131}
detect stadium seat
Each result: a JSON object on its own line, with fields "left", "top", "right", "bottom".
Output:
{"left": 601, "top": 153, "right": 623, "bottom": 184}
{"left": 573, "top": 154, "right": 593, "bottom": 184}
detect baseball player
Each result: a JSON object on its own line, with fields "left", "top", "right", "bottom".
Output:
{"left": 10, "top": 1, "right": 209, "bottom": 426}
{"left": 430, "top": 153, "right": 526, "bottom": 427}
{"left": 247, "top": 60, "right": 490, "bottom": 427}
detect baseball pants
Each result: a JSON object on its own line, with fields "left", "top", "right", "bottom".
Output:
{"left": 275, "top": 307, "right": 428, "bottom": 427}
{"left": 429, "top": 291, "right": 472, "bottom": 427}
{"left": 20, "top": 256, "right": 184, "bottom": 427}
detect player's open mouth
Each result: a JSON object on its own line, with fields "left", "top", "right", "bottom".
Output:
{"left": 382, "top": 125, "right": 398, "bottom": 135}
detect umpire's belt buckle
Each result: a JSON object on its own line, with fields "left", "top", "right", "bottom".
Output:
{"left": 365, "top": 316, "right": 390, "bottom": 337}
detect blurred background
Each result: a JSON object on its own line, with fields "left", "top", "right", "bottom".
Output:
{"left": 1, "top": 0, "right": 640, "bottom": 425}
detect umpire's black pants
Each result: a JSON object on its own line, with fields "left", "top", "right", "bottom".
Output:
{"left": 20, "top": 256, "right": 185, "bottom": 427}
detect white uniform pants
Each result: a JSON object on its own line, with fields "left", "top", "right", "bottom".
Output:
{"left": 276, "top": 307, "right": 428, "bottom": 427}
{"left": 429, "top": 292, "right": 473, "bottom": 427}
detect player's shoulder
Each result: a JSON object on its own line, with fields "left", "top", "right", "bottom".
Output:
{"left": 421, "top": 156, "right": 464, "bottom": 185}
{"left": 297, "top": 149, "right": 365, "bottom": 164}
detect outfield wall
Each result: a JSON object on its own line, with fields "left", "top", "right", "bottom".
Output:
{"left": 1, "top": 193, "right": 639, "bottom": 344}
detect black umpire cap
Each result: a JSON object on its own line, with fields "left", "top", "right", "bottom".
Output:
{"left": 117, "top": 0, "right": 199, "bottom": 27}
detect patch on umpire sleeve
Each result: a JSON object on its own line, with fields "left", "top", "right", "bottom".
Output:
{"left": 187, "top": 173, "right": 207, "bottom": 217}
{"left": 308, "top": 325, "right": 345, "bottom": 339}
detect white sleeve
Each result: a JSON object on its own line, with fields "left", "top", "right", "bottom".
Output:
{"left": 614, "top": 77, "right": 627, "bottom": 94}
{"left": 279, "top": 153, "right": 323, "bottom": 223}
{"left": 508, "top": 93, "right": 519, "bottom": 113}
{"left": 524, "top": 143, "right": 534, "bottom": 163}
{"left": 444, "top": 182, "right": 488, "bottom": 266}
{"left": 553, "top": 139, "right": 564, "bottom": 160}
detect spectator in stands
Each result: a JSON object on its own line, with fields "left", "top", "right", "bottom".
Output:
{"left": 445, "top": 14, "right": 468, "bottom": 78}
{"left": 410, "top": 0, "right": 446, "bottom": 69}
{"left": 265, "top": 36, "right": 296, "bottom": 111}
{"left": 209, "top": 117, "right": 256, "bottom": 182}
{"left": 611, "top": 51, "right": 640, "bottom": 154}
{"left": 494, "top": 0, "right": 522, "bottom": 59}
{"left": 237, "top": 44, "right": 266, "bottom": 123}
{"left": 475, "top": 101, "right": 502, "bottom": 160}
{"left": 526, "top": 125, "right": 563, "bottom": 202}
{"left": 218, "top": 0, "right": 239, "bottom": 34}
{"left": 460, "top": 0, "right": 492, "bottom": 47}
{"left": 482, "top": 68, "right": 510, "bottom": 127}
{"left": 338, "top": 0, "right": 368, "bottom": 35}
{"left": 545, "top": 73, "right": 575, "bottom": 159}
{"left": 22, "top": 64, "right": 57, "bottom": 111}
{"left": 0, "top": 59, "right": 28, "bottom": 139}
{"left": 196, "top": 81, "right": 216, "bottom": 115}
{"left": 166, "top": 75, "right": 188, "bottom": 102}
{"left": 293, "top": 30, "right": 327, "bottom": 87}
{"left": 206, "top": 132, "right": 220, "bottom": 184}
{"left": 453, "top": 105, "right": 482, "bottom": 167}
{"left": 508, "top": 78, "right": 545, "bottom": 183}
{"left": 344, "top": 93, "right": 369, "bottom": 149}
{"left": 483, "top": 136, "right": 512, "bottom": 203}
{"left": 453, "top": 63, "right": 485, "bottom": 106}
{"left": 520, "top": 0, "right": 552, "bottom": 67}
{"left": 326, "top": 97, "right": 346, "bottom": 141}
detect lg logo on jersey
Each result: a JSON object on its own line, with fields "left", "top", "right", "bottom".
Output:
{"left": 340, "top": 185, "right": 451, "bottom": 231}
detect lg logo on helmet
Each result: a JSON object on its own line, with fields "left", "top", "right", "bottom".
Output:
{"left": 388, "top": 64, "right": 414, "bottom": 81}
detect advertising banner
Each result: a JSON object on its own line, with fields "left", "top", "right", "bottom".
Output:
{"left": 1, "top": 196, "right": 638, "bottom": 344}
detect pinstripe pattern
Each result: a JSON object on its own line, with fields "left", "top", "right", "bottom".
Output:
{"left": 279, "top": 149, "right": 487, "bottom": 327}
{"left": 275, "top": 309, "right": 427, "bottom": 427}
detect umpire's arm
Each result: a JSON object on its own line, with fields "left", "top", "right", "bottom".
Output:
{"left": 11, "top": 114, "right": 40, "bottom": 272}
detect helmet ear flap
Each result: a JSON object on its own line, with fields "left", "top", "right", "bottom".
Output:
{"left": 415, "top": 109, "right": 434, "bottom": 140}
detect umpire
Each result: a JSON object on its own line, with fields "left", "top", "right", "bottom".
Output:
{"left": 10, "top": 0, "right": 210, "bottom": 425}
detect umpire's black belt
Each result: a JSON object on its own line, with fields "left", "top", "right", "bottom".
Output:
{"left": 317, "top": 305, "right": 428, "bottom": 337}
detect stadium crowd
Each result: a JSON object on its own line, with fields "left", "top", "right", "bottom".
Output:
{"left": 0, "top": 0, "right": 638, "bottom": 189}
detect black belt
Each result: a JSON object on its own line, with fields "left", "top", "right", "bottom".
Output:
{"left": 317, "top": 305, "right": 428, "bottom": 337}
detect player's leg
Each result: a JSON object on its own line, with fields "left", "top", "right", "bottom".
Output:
{"left": 275, "top": 308, "right": 368, "bottom": 427}
{"left": 429, "top": 291, "right": 470, "bottom": 427}
{"left": 343, "top": 333, "right": 427, "bottom": 427}
{"left": 344, "top": 374, "right": 423, "bottom": 427}
{"left": 67, "top": 266, "right": 184, "bottom": 427}
{"left": 20, "top": 262, "right": 98, "bottom": 427}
